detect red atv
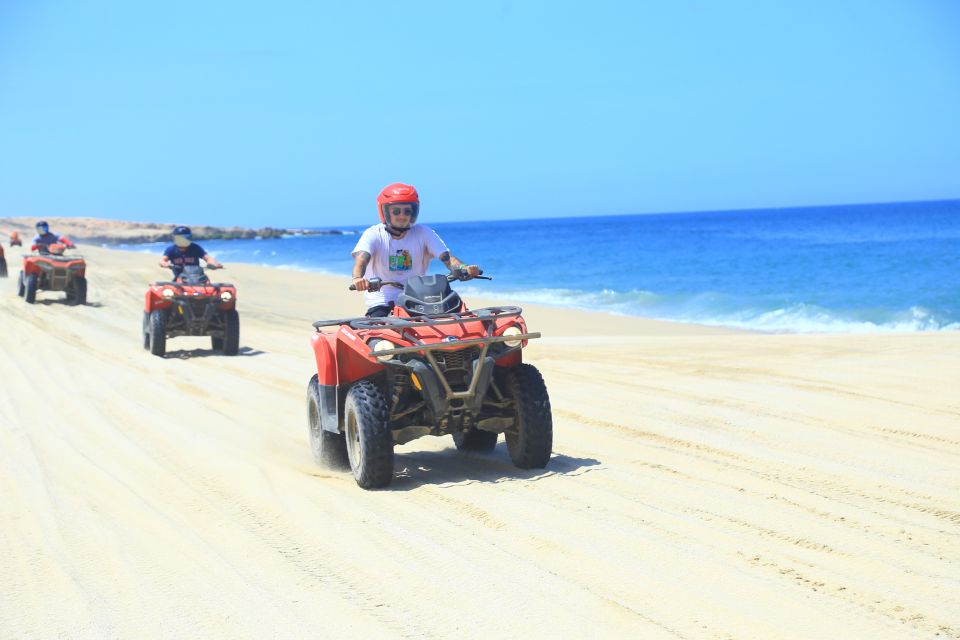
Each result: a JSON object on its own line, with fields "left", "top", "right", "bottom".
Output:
{"left": 143, "top": 264, "right": 239, "bottom": 357}
{"left": 307, "top": 272, "right": 553, "bottom": 489}
{"left": 17, "top": 244, "right": 87, "bottom": 304}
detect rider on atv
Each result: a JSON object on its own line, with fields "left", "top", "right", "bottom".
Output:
{"left": 351, "top": 183, "right": 481, "bottom": 317}
{"left": 32, "top": 221, "right": 75, "bottom": 254}
{"left": 158, "top": 226, "right": 221, "bottom": 279}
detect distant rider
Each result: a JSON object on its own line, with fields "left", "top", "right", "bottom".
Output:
{"left": 159, "top": 226, "right": 221, "bottom": 279}
{"left": 351, "top": 183, "right": 481, "bottom": 317}
{"left": 31, "top": 221, "right": 75, "bottom": 254}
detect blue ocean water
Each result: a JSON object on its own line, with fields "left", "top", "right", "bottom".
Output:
{"left": 117, "top": 200, "right": 960, "bottom": 333}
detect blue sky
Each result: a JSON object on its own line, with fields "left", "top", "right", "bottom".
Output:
{"left": 1, "top": 1, "right": 958, "bottom": 227}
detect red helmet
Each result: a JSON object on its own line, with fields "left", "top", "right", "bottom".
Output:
{"left": 377, "top": 182, "right": 420, "bottom": 224}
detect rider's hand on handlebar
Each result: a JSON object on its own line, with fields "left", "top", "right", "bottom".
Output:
{"left": 455, "top": 265, "right": 482, "bottom": 281}
{"left": 351, "top": 277, "right": 369, "bottom": 292}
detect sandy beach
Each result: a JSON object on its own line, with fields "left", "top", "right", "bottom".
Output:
{"left": 1, "top": 242, "right": 958, "bottom": 639}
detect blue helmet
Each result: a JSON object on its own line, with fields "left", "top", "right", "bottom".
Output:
{"left": 172, "top": 225, "right": 192, "bottom": 248}
{"left": 36, "top": 220, "right": 49, "bottom": 234}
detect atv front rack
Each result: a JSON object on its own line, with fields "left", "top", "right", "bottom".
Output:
{"left": 312, "top": 305, "right": 523, "bottom": 330}
{"left": 312, "top": 305, "right": 540, "bottom": 360}
{"left": 364, "top": 332, "right": 541, "bottom": 358}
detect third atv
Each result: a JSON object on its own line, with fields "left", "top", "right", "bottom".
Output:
{"left": 143, "top": 264, "right": 239, "bottom": 357}
{"left": 307, "top": 270, "right": 553, "bottom": 489}
{"left": 17, "top": 243, "right": 87, "bottom": 304}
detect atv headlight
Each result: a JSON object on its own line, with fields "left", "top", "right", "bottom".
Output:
{"left": 502, "top": 325, "right": 523, "bottom": 347}
{"left": 162, "top": 288, "right": 175, "bottom": 298}
{"left": 220, "top": 291, "right": 233, "bottom": 301}
{"left": 370, "top": 339, "right": 396, "bottom": 361}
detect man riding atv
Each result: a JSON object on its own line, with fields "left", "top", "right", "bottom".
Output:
{"left": 32, "top": 221, "right": 75, "bottom": 254}
{"left": 352, "top": 183, "right": 482, "bottom": 316}
{"left": 159, "top": 225, "right": 221, "bottom": 278}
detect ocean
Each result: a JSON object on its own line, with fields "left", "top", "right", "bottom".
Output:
{"left": 116, "top": 200, "right": 960, "bottom": 333}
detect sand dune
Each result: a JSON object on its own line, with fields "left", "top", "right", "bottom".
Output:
{"left": 1, "top": 243, "right": 958, "bottom": 638}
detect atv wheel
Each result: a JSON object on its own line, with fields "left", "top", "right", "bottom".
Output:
{"left": 222, "top": 309, "right": 240, "bottom": 355}
{"left": 504, "top": 364, "right": 553, "bottom": 469}
{"left": 453, "top": 428, "right": 498, "bottom": 452}
{"left": 17, "top": 271, "right": 25, "bottom": 297}
{"left": 70, "top": 276, "right": 87, "bottom": 305}
{"left": 0, "top": 257, "right": 7, "bottom": 278}
{"left": 142, "top": 312, "right": 150, "bottom": 350}
{"left": 211, "top": 336, "right": 223, "bottom": 350}
{"left": 24, "top": 273, "right": 38, "bottom": 304}
{"left": 344, "top": 380, "right": 393, "bottom": 489}
{"left": 149, "top": 310, "right": 166, "bottom": 357}
{"left": 307, "top": 375, "right": 348, "bottom": 469}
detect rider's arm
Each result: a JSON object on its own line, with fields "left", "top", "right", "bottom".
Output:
{"left": 59, "top": 236, "right": 75, "bottom": 248}
{"left": 439, "top": 252, "right": 481, "bottom": 279}
{"left": 203, "top": 254, "right": 221, "bottom": 268}
{"left": 351, "top": 251, "right": 371, "bottom": 291}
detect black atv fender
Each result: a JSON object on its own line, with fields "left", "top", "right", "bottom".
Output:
{"left": 316, "top": 381, "right": 340, "bottom": 434}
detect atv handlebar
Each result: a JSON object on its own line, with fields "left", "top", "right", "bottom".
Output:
{"left": 349, "top": 269, "right": 489, "bottom": 291}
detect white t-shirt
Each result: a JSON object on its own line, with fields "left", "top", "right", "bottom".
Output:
{"left": 352, "top": 224, "right": 449, "bottom": 307}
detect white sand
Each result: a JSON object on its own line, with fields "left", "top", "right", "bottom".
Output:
{"left": 1, "top": 243, "right": 958, "bottom": 639}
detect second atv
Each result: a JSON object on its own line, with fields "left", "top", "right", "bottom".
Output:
{"left": 307, "top": 271, "right": 553, "bottom": 489}
{"left": 143, "top": 264, "right": 239, "bottom": 357}
{"left": 17, "top": 243, "right": 87, "bottom": 304}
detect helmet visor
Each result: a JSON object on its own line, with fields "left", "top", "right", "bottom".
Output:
{"left": 36, "top": 224, "right": 49, "bottom": 234}
{"left": 173, "top": 234, "right": 192, "bottom": 248}
{"left": 382, "top": 203, "right": 419, "bottom": 225}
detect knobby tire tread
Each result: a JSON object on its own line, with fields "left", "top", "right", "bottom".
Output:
{"left": 347, "top": 380, "right": 393, "bottom": 489}
{"left": 506, "top": 363, "right": 553, "bottom": 469}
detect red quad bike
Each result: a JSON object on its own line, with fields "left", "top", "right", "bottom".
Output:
{"left": 143, "top": 264, "right": 239, "bottom": 357}
{"left": 307, "top": 271, "right": 553, "bottom": 489}
{"left": 17, "top": 244, "right": 87, "bottom": 304}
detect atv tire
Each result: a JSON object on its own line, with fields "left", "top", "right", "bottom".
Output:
{"left": 24, "top": 273, "right": 38, "bottom": 304}
{"left": 0, "top": 257, "right": 7, "bottom": 278}
{"left": 211, "top": 336, "right": 223, "bottom": 350}
{"left": 142, "top": 312, "right": 150, "bottom": 349}
{"left": 453, "top": 428, "right": 498, "bottom": 452}
{"left": 504, "top": 364, "right": 553, "bottom": 469}
{"left": 344, "top": 380, "right": 393, "bottom": 489}
{"left": 70, "top": 276, "right": 87, "bottom": 305}
{"left": 307, "top": 375, "right": 348, "bottom": 469}
{"left": 222, "top": 309, "right": 240, "bottom": 355}
{"left": 149, "top": 310, "right": 166, "bottom": 357}
{"left": 17, "top": 271, "right": 25, "bottom": 297}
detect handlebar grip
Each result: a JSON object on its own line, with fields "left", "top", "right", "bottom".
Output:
{"left": 349, "top": 284, "right": 357, "bottom": 291}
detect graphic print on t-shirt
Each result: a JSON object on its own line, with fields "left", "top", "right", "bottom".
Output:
{"left": 389, "top": 249, "right": 412, "bottom": 271}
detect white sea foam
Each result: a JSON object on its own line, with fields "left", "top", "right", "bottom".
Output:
{"left": 459, "top": 285, "right": 960, "bottom": 333}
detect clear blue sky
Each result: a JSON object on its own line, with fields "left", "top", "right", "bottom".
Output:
{"left": 1, "top": 1, "right": 958, "bottom": 227}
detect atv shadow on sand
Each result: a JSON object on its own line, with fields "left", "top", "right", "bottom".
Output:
{"left": 386, "top": 448, "right": 601, "bottom": 491}
{"left": 164, "top": 346, "right": 265, "bottom": 359}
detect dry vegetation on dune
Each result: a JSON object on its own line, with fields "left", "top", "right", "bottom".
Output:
{"left": 0, "top": 216, "right": 289, "bottom": 244}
